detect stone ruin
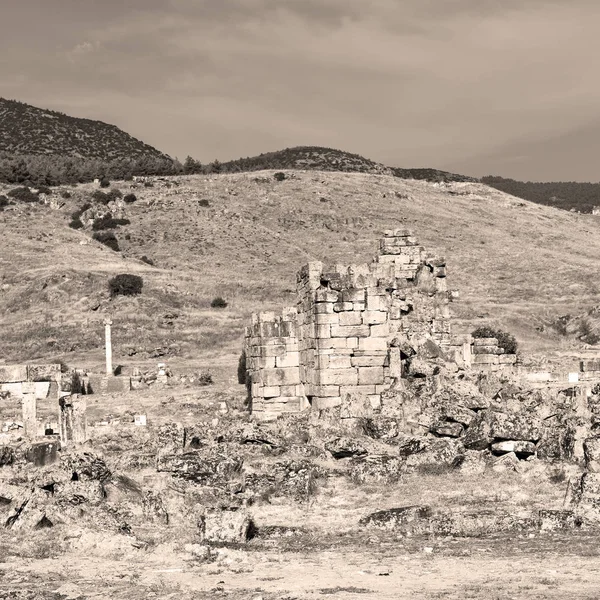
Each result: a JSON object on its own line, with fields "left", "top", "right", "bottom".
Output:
{"left": 244, "top": 229, "right": 511, "bottom": 419}
{"left": 0, "top": 363, "right": 86, "bottom": 446}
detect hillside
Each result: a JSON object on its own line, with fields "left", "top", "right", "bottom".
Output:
{"left": 482, "top": 176, "right": 600, "bottom": 214}
{"left": 220, "top": 146, "right": 478, "bottom": 182}
{"left": 1, "top": 171, "right": 599, "bottom": 376}
{"left": 0, "top": 98, "right": 169, "bottom": 161}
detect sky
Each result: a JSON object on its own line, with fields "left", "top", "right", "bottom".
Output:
{"left": 2, "top": 0, "right": 600, "bottom": 181}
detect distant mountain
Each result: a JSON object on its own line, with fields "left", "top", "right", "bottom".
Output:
{"left": 220, "top": 146, "right": 477, "bottom": 182}
{"left": 482, "top": 176, "right": 600, "bottom": 214}
{"left": 0, "top": 98, "right": 169, "bottom": 161}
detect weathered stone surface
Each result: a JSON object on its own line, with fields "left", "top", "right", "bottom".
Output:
{"left": 490, "top": 412, "right": 542, "bottom": 442}
{"left": 452, "top": 450, "right": 488, "bottom": 474}
{"left": 61, "top": 451, "right": 111, "bottom": 482}
{"left": 407, "top": 358, "right": 437, "bottom": 378}
{"left": 349, "top": 454, "right": 406, "bottom": 483}
{"left": 430, "top": 421, "right": 463, "bottom": 438}
{"left": 405, "top": 438, "right": 464, "bottom": 470}
{"left": 463, "top": 412, "right": 494, "bottom": 450}
{"left": 359, "top": 505, "right": 432, "bottom": 532}
{"left": 491, "top": 440, "right": 536, "bottom": 456}
{"left": 0, "top": 445, "right": 15, "bottom": 467}
{"left": 584, "top": 436, "right": 600, "bottom": 472}
{"left": 538, "top": 510, "right": 582, "bottom": 531}
{"left": 439, "top": 404, "right": 477, "bottom": 427}
{"left": 325, "top": 437, "right": 368, "bottom": 459}
{"left": 24, "top": 440, "right": 61, "bottom": 467}
{"left": 157, "top": 451, "right": 243, "bottom": 484}
{"left": 490, "top": 452, "right": 520, "bottom": 472}
{"left": 198, "top": 509, "right": 254, "bottom": 543}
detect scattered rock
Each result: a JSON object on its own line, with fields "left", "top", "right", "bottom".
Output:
{"left": 198, "top": 508, "right": 254, "bottom": 543}
{"left": 325, "top": 437, "right": 368, "bottom": 459}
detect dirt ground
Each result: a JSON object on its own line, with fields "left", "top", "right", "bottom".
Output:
{"left": 2, "top": 530, "right": 600, "bottom": 600}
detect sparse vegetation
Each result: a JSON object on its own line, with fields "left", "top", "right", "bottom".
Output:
{"left": 108, "top": 273, "right": 144, "bottom": 298}
{"left": 472, "top": 326, "right": 518, "bottom": 354}
{"left": 92, "top": 215, "right": 131, "bottom": 230}
{"left": 211, "top": 296, "right": 228, "bottom": 308}
{"left": 91, "top": 190, "right": 109, "bottom": 204}
{"left": 105, "top": 188, "right": 123, "bottom": 202}
{"left": 274, "top": 171, "right": 286, "bottom": 181}
{"left": 0, "top": 195, "right": 9, "bottom": 211}
{"left": 93, "top": 231, "right": 120, "bottom": 251}
{"left": 123, "top": 193, "right": 137, "bottom": 204}
{"left": 7, "top": 186, "right": 39, "bottom": 203}
{"left": 198, "top": 199, "right": 210, "bottom": 207}
{"left": 99, "top": 177, "right": 110, "bottom": 188}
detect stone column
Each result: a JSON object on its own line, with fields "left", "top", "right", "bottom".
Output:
{"left": 104, "top": 318, "right": 113, "bottom": 376}
{"left": 21, "top": 381, "right": 37, "bottom": 438}
{"left": 59, "top": 395, "right": 87, "bottom": 445}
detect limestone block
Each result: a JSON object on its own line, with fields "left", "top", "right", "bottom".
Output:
{"left": 275, "top": 352, "right": 300, "bottom": 368}
{"left": 473, "top": 338, "right": 498, "bottom": 346}
{"left": 362, "top": 311, "right": 387, "bottom": 325}
{"left": 342, "top": 288, "right": 366, "bottom": 303}
{"left": 262, "top": 386, "right": 281, "bottom": 398}
{"left": 319, "top": 369, "right": 359, "bottom": 386}
{"left": 370, "top": 323, "right": 389, "bottom": 337}
{"left": 319, "top": 338, "right": 353, "bottom": 350}
{"left": 491, "top": 440, "right": 536, "bottom": 456}
{"left": 430, "top": 421, "right": 463, "bottom": 438}
{"left": 473, "top": 346, "right": 504, "bottom": 355}
{"left": 333, "top": 302, "right": 353, "bottom": 312}
{"left": 262, "top": 368, "right": 301, "bottom": 386}
{"left": 256, "top": 344, "right": 286, "bottom": 358}
{"left": 313, "top": 385, "right": 341, "bottom": 397}
{"left": 339, "top": 312, "right": 362, "bottom": 326}
{"left": 330, "top": 324, "right": 370, "bottom": 338}
{"left": 315, "top": 289, "right": 339, "bottom": 302}
{"left": 353, "top": 302, "right": 366, "bottom": 311}
{"left": 375, "top": 384, "right": 390, "bottom": 393}
{"left": 315, "top": 313, "right": 339, "bottom": 325}
{"left": 312, "top": 396, "right": 342, "bottom": 410}
{"left": 351, "top": 355, "right": 387, "bottom": 367}
{"left": 0, "top": 365, "right": 28, "bottom": 383}
{"left": 340, "top": 385, "right": 376, "bottom": 396}
{"left": 498, "top": 355, "right": 517, "bottom": 365}
{"left": 472, "top": 355, "right": 499, "bottom": 365}
{"left": 368, "top": 394, "right": 382, "bottom": 410}
{"left": 358, "top": 338, "right": 388, "bottom": 352}
{"left": 366, "top": 293, "right": 386, "bottom": 311}
{"left": 358, "top": 367, "right": 385, "bottom": 385}
{"left": 328, "top": 355, "right": 352, "bottom": 369}
{"left": 346, "top": 337, "right": 359, "bottom": 349}
{"left": 315, "top": 302, "right": 335, "bottom": 314}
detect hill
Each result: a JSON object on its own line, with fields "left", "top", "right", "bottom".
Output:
{"left": 482, "top": 176, "right": 600, "bottom": 214}
{"left": 220, "top": 146, "right": 478, "bottom": 182}
{"left": 0, "top": 98, "right": 169, "bottom": 161}
{"left": 1, "top": 171, "right": 599, "bottom": 376}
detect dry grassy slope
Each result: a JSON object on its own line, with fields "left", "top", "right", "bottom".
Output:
{"left": 1, "top": 170, "right": 599, "bottom": 372}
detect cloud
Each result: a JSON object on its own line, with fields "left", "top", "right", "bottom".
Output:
{"left": 67, "top": 41, "right": 98, "bottom": 62}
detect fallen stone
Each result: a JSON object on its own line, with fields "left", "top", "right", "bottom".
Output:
{"left": 439, "top": 404, "right": 477, "bottom": 427}
{"left": 25, "top": 440, "right": 61, "bottom": 467}
{"left": 490, "top": 452, "right": 520, "bottom": 472}
{"left": 349, "top": 454, "right": 406, "bottom": 484}
{"left": 430, "top": 421, "right": 463, "bottom": 438}
{"left": 0, "top": 445, "right": 15, "bottom": 467}
{"left": 198, "top": 508, "right": 254, "bottom": 543}
{"left": 452, "top": 450, "right": 488, "bottom": 475}
{"left": 491, "top": 440, "right": 536, "bottom": 456}
{"left": 538, "top": 510, "right": 582, "bottom": 531}
{"left": 325, "top": 437, "right": 367, "bottom": 459}
{"left": 157, "top": 451, "right": 243, "bottom": 485}
{"left": 359, "top": 505, "right": 432, "bottom": 532}
{"left": 584, "top": 436, "right": 600, "bottom": 473}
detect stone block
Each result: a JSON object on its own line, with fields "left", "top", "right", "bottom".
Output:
{"left": 584, "top": 437, "right": 600, "bottom": 472}
{"left": 358, "top": 338, "right": 388, "bottom": 352}
{"left": 319, "top": 338, "right": 353, "bottom": 350}
{"left": 199, "top": 509, "right": 254, "bottom": 543}
{"left": 315, "top": 302, "right": 335, "bottom": 314}
{"left": 358, "top": 367, "right": 385, "bottom": 385}
{"left": 330, "top": 324, "right": 370, "bottom": 338}
{"left": 313, "top": 385, "right": 341, "bottom": 397}
{"left": 353, "top": 302, "right": 366, "bottom": 311}
{"left": 340, "top": 385, "right": 376, "bottom": 396}
{"left": 362, "top": 311, "right": 387, "bottom": 325}
{"left": 472, "top": 355, "right": 499, "bottom": 365}
{"left": 319, "top": 369, "right": 359, "bottom": 386}
{"left": 328, "top": 355, "right": 352, "bottom": 369}
{"left": 24, "top": 440, "right": 61, "bottom": 467}
{"left": 262, "top": 386, "right": 281, "bottom": 398}
{"left": 316, "top": 324, "right": 331, "bottom": 338}
{"left": 333, "top": 302, "right": 353, "bottom": 312}
{"left": 351, "top": 355, "right": 387, "bottom": 367}
{"left": 339, "top": 312, "right": 363, "bottom": 326}
{"left": 315, "top": 313, "right": 339, "bottom": 325}
{"left": 315, "top": 289, "right": 339, "bottom": 302}
{"left": 262, "top": 368, "right": 301, "bottom": 386}
{"left": 346, "top": 337, "right": 359, "bottom": 349}
{"left": 498, "top": 355, "right": 517, "bottom": 365}
{"left": 430, "top": 421, "right": 463, "bottom": 438}
{"left": 312, "top": 396, "right": 342, "bottom": 409}
{"left": 0, "top": 365, "right": 28, "bottom": 383}
{"left": 491, "top": 440, "right": 536, "bottom": 456}
{"left": 275, "top": 352, "right": 300, "bottom": 368}
{"left": 370, "top": 323, "right": 389, "bottom": 337}
{"left": 342, "top": 289, "right": 365, "bottom": 303}
{"left": 473, "top": 338, "right": 498, "bottom": 346}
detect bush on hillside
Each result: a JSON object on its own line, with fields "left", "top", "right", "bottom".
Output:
{"left": 99, "top": 177, "right": 110, "bottom": 188}
{"left": 123, "top": 193, "right": 137, "bottom": 204}
{"left": 274, "top": 172, "right": 286, "bottom": 181}
{"left": 93, "top": 231, "right": 120, "bottom": 251}
{"left": 91, "top": 190, "right": 109, "bottom": 204}
{"left": 7, "top": 187, "right": 39, "bottom": 203}
{"left": 37, "top": 185, "right": 52, "bottom": 195}
{"left": 106, "top": 188, "right": 123, "bottom": 202}
{"left": 140, "top": 255, "right": 154, "bottom": 265}
{"left": 92, "top": 214, "right": 130, "bottom": 230}
{"left": 210, "top": 296, "right": 228, "bottom": 309}
{"left": 61, "top": 190, "right": 72, "bottom": 199}
{"left": 69, "top": 217, "right": 84, "bottom": 229}
{"left": 108, "top": 273, "right": 143, "bottom": 298}
{"left": 0, "top": 195, "right": 10, "bottom": 211}
{"left": 198, "top": 199, "right": 210, "bottom": 207}
{"left": 471, "top": 326, "right": 518, "bottom": 354}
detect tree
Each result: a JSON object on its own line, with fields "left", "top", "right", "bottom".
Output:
{"left": 108, "top": 273, "right": 143, "bottom": 297}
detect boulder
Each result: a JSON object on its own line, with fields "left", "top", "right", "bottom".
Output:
{"left": 463, "top": 411, "right": 494, "bottom": 450}
{"left": 538, "top": 510, "right": 582, "bottom": 531}
{"left": 452, "top": 450, "right": 488, "bottom": 475}
{"left": 198, "top": 508, "right": 254, "bottom": 543}
{"left": 359, "top": 505, "right": 432, "bottom": 533}
{"left": 405, "top": 438, "right": 464, "bottom": 471}
{"left": 61, "top": 451, "right": 111, "bottom": 482}
{"left": 491, "top": 440, "right": 536, "bottom": 456}
{"left": 157, "top": 451, "right": 243, "bottom": 485}
{"left": 430, "top": 421, "right": 463, "bottom": 438}
{"left": 325, "top": 437, "right": 367, "bottom": 459}
{"left": 489, "top": 412, "right": 542, "bottom": 442}
{"left": 490, "top": 452, "right": 519, "bottom": 472}
{"left": 0, "top": 445, "right": 15, "bottom": 467}
{"left": 349, "top": 454, "right": 405, "bottom": 484}
{"left": 439, "top": 404, "right": 477, "bottom": 427}
{"left": 25, "top": 440, "right": 61, "bottom": 467}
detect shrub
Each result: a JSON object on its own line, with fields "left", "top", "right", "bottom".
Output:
{"left": 123, "top": 193, "right": 137, "bottom": 204}
{"left": 144, "top": 181, "right": 154, "bottom": 188}
{"left": 140, "top": 255, "right": 154, "bottom": 266}
{"left": 0, "top": 195, "right": 9, "bottom": 211}
{"left": 198, "top": 371, "right": 213, "bottom": 386}
{"left": 7, "top": 187, "right": 38, "bottom": 203}
{"left": 91, "top": 190, "right": 109, "bottom": 204}
{"left": 106, "top": 189, "right": 123, "bottom": 203}
{"left": 61, "top": 190, "right": 72, "bottom": 199}
{"left": 471, "top": 326, "right": 518, "bottom": 354}
{"left": 99, "top": 177, "right": 110, "bottom": 188}
{"left": 93, "top": 231, "right": 120, "bottom": 251}
{"left": 237, "top": 351, "right": 247, "bottom": 384}
{"left": 92, "top": 215, "right": 130, "bottom": 230}
{"left": 37, "top": 186, "right": 52, "bottom": 195}
{"left": 198, "top": 199, "right": 210, "bottom": 207}
{"left": 69, "top": 218, "right": 84, "bottom": 230}
{"left": 273, "top": 172, "right": 286, "bottom": 181}
{"left": 211, "top": 296, "right": 228, "bottom": 308}
{"left": 108, "top": 273, "right": 143, "bottom": 298}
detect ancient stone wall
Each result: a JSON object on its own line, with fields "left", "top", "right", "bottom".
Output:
{"left": 245, "top": 230, "right": 451, "bottom": 418}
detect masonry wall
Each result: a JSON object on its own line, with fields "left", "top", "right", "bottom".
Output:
{"left": 246, "top": 230, "right": 452, "bottom": 418}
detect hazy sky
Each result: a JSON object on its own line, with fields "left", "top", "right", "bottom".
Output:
{"left": 2, "top": 0, "right": 600, "bottom": 181}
